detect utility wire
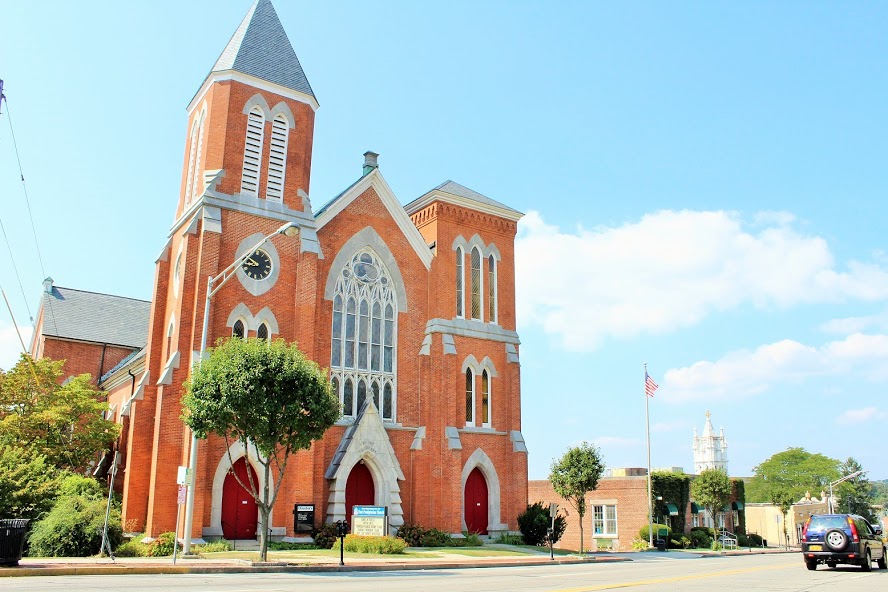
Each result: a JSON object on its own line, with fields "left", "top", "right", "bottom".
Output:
{"left": 1, "top": 89, "right": 58, "bottom": 336}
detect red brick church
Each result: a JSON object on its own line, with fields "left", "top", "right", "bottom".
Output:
{"left": 31, "top": 0, "right": 527, "bottom": 543}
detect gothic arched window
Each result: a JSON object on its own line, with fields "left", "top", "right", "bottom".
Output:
{"left": 257, "top": 323, "right": 269, "bottom": 341}
{"left": 487, "top": 254, "right": 497, "bottom": 324}
{"left": 481, "top": 369, "right": 490, "bottom": 427}
{"left": 455, "top": 246, "right": 464, "bottom": 318}
{"left": 265, "top": 114, "right": 288, "bottom": 202}
{"left": 232, "top": 319, "right": 245, "bottom": 339}
{"left": 465, "top": 368, "right": 475, "bottom": 426}
{"left": 330, "top": 250, "right": 397, "bottom": 421}
{"left": 470, "top": 247, "right": 482, "bottom": 320}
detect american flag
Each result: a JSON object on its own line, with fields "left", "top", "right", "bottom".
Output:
{"left": 645, "top": 371, "right": 658, "bottom": 397}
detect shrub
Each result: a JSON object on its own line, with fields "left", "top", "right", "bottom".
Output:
{"left": 0, "top": 446, "right": 62, "bottom": 521}
{"left": 115, "top": 538, "right": 150, "bottom": 557}
{"left": 195, "top": 540, "right": 233, "bottom": 553}
{"left": 689, "top": 528, "right": 712, "bottom": 548}
{"left": 517, "top": 502, "right": 566, "bottom": 546}
{"left": 396, "top": 522, "right": 426, "bottom": 547}
{"left": 631, "top": 537, "right": 650, "bottom": 550}
{"left": 56, "top": 473, "right": 105, "bottom": 500}
{"left": 639, "top": 523, "right": 672, "bottom": 542}
{"left": 747, "top": 533, "right": 764, "bottom": 547}
{"left": 313, "top": 522, "right": 339, "bottom": 549}
{"left": 333, "top": 534, "right": 406, "bottom": 554}
{"left": 670, "top": 535, "right": 691, "bottom": 549}
{"left": 421, "top": 527, "right": 453, "bottom": 547}
{"left": 147, "top": 532, "right": 179, "bottom": 557}
{"left": 495, "top": 533, "right": 524, "bottom": 545}
{"left": 28, "top": 493, "right": 121, "bottom": 557}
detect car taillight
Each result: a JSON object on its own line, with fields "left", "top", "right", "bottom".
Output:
{"left": 848, "top": 516, "right": 859, "bottom": 542}
{"left": 802, "top": 517, "right": 811, "bottom": 541}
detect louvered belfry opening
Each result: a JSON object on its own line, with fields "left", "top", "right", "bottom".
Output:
{"left": 241, "top": 107, "right": 265, "bottom": 195}
{"left": 265, "top": 115, "right": 288, "bottom": 201}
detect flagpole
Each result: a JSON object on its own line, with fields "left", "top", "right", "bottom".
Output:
{"left": 645, "top": 362, "right": 653, "bottom": 549}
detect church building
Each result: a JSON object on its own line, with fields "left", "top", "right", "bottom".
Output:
{"left": 692, "top": 411, "right": 728, "bottom": 474}
{"left": 31, "top": 0, "right": 527, "bottom": 542}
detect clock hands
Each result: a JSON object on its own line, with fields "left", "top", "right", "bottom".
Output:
{"left": 244, "top": 258, "right": 259, "bottom": 266}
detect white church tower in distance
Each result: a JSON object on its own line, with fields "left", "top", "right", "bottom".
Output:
{"left": 692, "top": 411, "right": 728, "bottom": 474}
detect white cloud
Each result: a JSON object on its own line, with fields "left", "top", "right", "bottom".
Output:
{"left": 515, "top": 209, "right": 888, "bottom": 351}
{"left": 820, "top": 309, "right": 888, "bottom": 335}
{"left": 593, "top": 436, "right": 641, "bottom": 448}
{"left": 836, "top": 406, "right": 888, "bottom": 426}
{"left": 662, "top": 333, "right": 888, "bottom": 402}
{"left": 0, "top": 320, "right": 32, "bottom": 372}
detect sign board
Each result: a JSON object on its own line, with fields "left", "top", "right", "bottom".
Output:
{"left": 177, "top": 485, "right": 187, "bottom": 505}
{"left": 293, "top": 503, "right": 315, "bottom": 534}
{"left": 352, "top": 505, "right": 387, "bottom": 537}
{"left": 176, "top": 466, "right": 192, "bottom": 486}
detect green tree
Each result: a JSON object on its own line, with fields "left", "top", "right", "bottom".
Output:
{"left": 183, "top": 338, "right": 340, "bottom": 562}
{"left": 691, "top": 469, "right": 732, "bottom": 541}
{"left": 0, "top": 446, "right": 61, "bottom": 520}
{"left": 0, "top": 355, "right": 119, "bottom": 472}
{"left": 549, "top": 442, "right": 604, "bottom": 554}
{"left": 746, "top": 447, "right": 840, "bottom": 503}
{"left": 836, "top": 458, "right": 875, "bottom": 522}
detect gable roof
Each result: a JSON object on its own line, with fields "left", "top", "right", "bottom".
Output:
{"left": 209, "top": 0, "right": 315, "bottom": 100}
{"left": 315, "top": 168, "right": 434, "bottom": 269}
{"left": 404, "top": 180, "right": 523, "bottom": 221}
{"left": 38, "top": 286, "right": 150, "bottom": 348}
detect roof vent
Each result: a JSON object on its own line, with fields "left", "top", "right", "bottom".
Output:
{"left": 43, "top": 276, "right": 54, "bottom": 294}
{"left": 363, "top": 151, "right": 379, "bottom": 176}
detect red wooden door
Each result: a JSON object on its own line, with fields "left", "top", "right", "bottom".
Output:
{"left": 345, "top": 461, "right": 375, "bottom": 522}
{"left": 221, "top": 458, "right": 258, "bottom": 539}
{"left": 464, "top": 467, "right": 489, "bottom": 534}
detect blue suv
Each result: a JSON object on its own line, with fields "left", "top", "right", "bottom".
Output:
{"left": 801, "top": 514, "right": 886, "bottom": 571}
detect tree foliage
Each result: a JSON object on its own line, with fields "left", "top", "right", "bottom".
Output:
{"left": 652, "top": 471, "right": 692, "bottom": 535}
{"left": 0, "top": 446, "right": 61, "bottom": 520}
{"left": 836, "top": 458, "right": 875, "bottom": 522}
{"left": 0, "top": 355, "right": 119, "bottom": 472}
{"left": 691, "top": 469, "right": 732, "bottom": 533}
{"left": 183, "top": 338, "right": 340, "bottom": 562}
{"left": 517, "top": 502, "right": 567, "bottom": 546}
{"left": 746, "top": 447, "right": 840, "bottom": 504}
{"left": 549, "top": 442, "right": 604, "bottom": 554}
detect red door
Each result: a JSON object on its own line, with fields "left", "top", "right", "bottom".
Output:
{"left": 221, "top": 458, "right": 258, "bottom": 539}
{"left": 345, "top": 461, "right": 375, "bottom": 522}
{"left": 464, "top": 467, "right": 489, "bottom": 534}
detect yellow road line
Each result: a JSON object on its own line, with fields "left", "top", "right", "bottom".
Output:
{"left": 554, "top": 561, "right": 797, "bottom": 591}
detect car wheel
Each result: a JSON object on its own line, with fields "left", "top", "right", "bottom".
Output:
{"left": 824, "top": 528, "right": 848, "bottom": 552}
{"left": 861, "top": 550, "right": 871, "bottom": 572}
{"left": 877, "top": 548, "right": 887, "bottom": 570}
{"left": 805, "top": 558, "right": 817, "bottom": 571}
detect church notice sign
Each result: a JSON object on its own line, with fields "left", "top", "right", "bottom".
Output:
{"left": 352, "top": 505, "right": 388, "bottom": 537}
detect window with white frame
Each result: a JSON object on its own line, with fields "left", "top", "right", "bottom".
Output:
{"left": 465, "top": 368, "right": 475, "bottom": 426}
{"left": 593, "top": 505, "right": 618, "bottom": 536}
{"left": 692, "top": 513, "right": 700, "bottom": 528}
{"left": 190, "top": 108, "right": 206, "bottom": 202}
{"left": 241, "top": 106, "right": 265, "bottom": 196}
{"left": 455, "top": 247, "right": 464, "bottom": 318}
{"left": 487, "top": 254, "right": 497, "bottom": 323}
{"left": 481, "top": 369, "right": 490, "bottom": 427}
{"left": 330, "top": 250, "right": 397, "bottom": 421}
{"left": 184, "top": 119, "right": 199, "bottom": 204}
{"left": 265, "top": 114, "right": 288, "bottom": 201}
{"left": 470, "top": 247, "right": 482, "bottom": 320}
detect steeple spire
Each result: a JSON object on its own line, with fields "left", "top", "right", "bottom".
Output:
{"left": 210, "top": 0, "right": 315, "bottom": 99}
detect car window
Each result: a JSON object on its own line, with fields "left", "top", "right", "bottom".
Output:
{"left": 857, "top": 519, "right": 873, "bottom": 535}
{"left": 807, "top": 516, "right": 847, "bottom": 531}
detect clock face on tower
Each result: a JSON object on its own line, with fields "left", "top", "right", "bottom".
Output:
{"left": 242, "top": 249, "right": 272, "bottom": 280}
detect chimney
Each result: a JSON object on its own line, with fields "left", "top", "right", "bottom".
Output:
{"left": 43, "top": 277, "right": 54, "bottom": 294}
{"left": 363, "top": 151, "right": 379, "bottom": 176}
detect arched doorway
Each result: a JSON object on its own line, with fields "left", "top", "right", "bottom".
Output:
{"left": 221, "top": 458, "right": 258, "bottom": 539}
{"left": 464, "top": 467, "right": 489, "bottom": 534}
{"left": 345, "top": 461, "right": 375, "bottom": 522}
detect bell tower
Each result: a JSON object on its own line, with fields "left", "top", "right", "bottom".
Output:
{"left": 121, "top": 0, "right": 322, "bottom": 538}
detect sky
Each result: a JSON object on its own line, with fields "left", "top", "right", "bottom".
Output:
{"left": 1, "top": 1, "right": 887, "bottom": 481}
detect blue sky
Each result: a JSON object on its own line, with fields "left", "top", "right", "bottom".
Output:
{"left": 2, "top": 1, "right": 886, "bottom": 481}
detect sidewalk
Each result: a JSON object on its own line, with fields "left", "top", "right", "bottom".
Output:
{"left": 1, "top": 549, "right": 629, "bottom": 578}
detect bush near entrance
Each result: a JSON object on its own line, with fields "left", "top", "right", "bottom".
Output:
{"left": 517, "top": 502, "right": 566, "bottom": 546}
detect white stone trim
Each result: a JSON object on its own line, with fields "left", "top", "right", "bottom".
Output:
{"left": 188, "top": 70, "right": 319, "bottom": 115}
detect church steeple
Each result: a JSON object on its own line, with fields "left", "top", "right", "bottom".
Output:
{"left": 209, "top": 0, "right": 315, "bottom": 100}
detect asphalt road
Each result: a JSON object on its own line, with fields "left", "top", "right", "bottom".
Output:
{"left": 4, "top": 553, "right": 885, "bottom": 591}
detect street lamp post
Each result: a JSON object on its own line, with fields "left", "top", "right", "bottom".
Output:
{"left": 827, "top": 470, "right": 863, "bottom": 514}
{"left": 181, "top": 221, "right": 298, "bottom": 554}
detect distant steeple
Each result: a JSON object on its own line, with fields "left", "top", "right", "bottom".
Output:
{"left": 209, "top": 0, "right": 315, "bottom": 99}
{"left": 692, "top": 411, "right": 729, "bottom": 474}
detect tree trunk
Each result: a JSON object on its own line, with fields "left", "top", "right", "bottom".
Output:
{"left": 259, "top": 462, "right": 271, "bottom": 562}
{"left": 578, "top": 509, "right": 584, "bottom": 554}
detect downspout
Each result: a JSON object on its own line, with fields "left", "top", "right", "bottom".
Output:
{"left": 98, "top": 343, "right": 108, "bottom": 381}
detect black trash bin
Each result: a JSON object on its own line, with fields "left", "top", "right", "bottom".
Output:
{"left": 0, "top": 519, "right": 30, "bottom": 567}
{"left": 655, "top": 538, "right": 667, "bottom": 551}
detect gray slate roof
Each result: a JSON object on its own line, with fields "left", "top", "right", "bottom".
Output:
{"left": 39, "top": 286, "right": 150, "bottom": 348}
{"left": 431, "top": 180, "right": 522, "bottom": 216}
{"left": 210, "top": 0, "right": 315, "bottom": 99}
